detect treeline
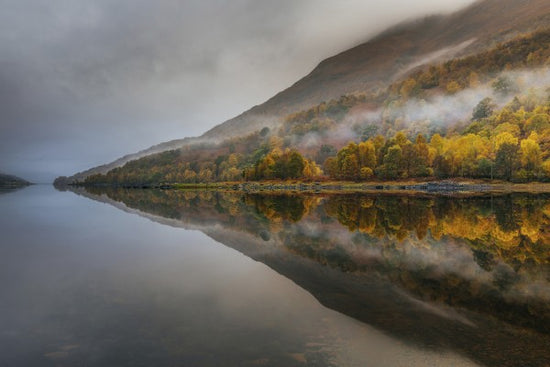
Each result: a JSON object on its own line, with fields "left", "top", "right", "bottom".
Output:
{"left": 85, "top": 150, "right": 248, "bottom": 185}
{"left": 244, "top": 148, "right": 322, "bottom": 181}
{"left": 84, "top": 127, "right": 326, "bottom": 184}
{"left": 85, "top": 92, "right": 550, "bottom": 185}
{"left": 84, "top": 129, "right": 270, "bottom": 185}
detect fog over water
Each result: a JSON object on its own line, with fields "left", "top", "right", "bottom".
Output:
{"left": 0, "top": 0, "right": 476, "bottom": 182}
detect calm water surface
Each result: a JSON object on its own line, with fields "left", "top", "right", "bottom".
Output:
{"left": 0, "top": 185, "right": 548, "bottom": 366}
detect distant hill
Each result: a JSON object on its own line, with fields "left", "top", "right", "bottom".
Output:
{"left": 59, "top": 0, "right": 550, "bottom": 184}
{"left": 0, "top": 173, "right": 31, "bottom": 188}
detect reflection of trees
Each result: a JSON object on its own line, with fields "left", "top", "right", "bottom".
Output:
{"left": 284, "top": 195, "right": 550, "bottom": 335}
{"left": 245, "top": 194, "right": 320, "bottom": 224}
{"left": 82, "top": 188, "right": 325, "bottom": 241}
{"left": 88, "top": 188, "right": 549, "bottom": 267}
{"left": 323, "top": 194, "right": 550, "bottom": 266}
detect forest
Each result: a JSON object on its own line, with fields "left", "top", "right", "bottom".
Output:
{"left": 82, "top": 29, "right": 550, "bottom": 186}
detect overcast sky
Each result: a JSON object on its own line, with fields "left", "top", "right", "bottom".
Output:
{"left": 0, "top": 0, "right": 476, "bottom": 182}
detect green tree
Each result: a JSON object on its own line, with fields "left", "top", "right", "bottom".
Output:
{"left": 341, "top": 154, "right": 360, "bottom": 180}
{"left": 472, "top": 97, "right": 495, "bottom": 121}
{"left": 287, "top": 151, "right": 306, "bottom": 179}
{"left": 324, "top": 157, "right": 338, "bottom": 178}
{"left": 401, "top": 141, "right": 417, "bottom": 178}
{"left": 495, "top": 142, "right": 519, "bottom": 180}
{"left": 381, "top": 145, "right": 403, "bottom": 179}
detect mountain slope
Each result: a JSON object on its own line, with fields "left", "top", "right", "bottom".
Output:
{"left": 204, "top": 0, "right": 550, "bottom": 139}
{"left": 60, "top": 0, "right": 550, "bottom": 183}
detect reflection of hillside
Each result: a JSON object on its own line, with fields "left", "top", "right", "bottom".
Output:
{"left": 72, "top": 187, "right": 550, "bottom": 367}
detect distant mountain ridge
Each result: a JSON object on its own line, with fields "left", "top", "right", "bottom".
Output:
{"left": 59, "top": 0, "right": 550, "bottom": 184}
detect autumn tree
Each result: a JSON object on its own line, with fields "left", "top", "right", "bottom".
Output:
{"left": 446, "top": 80, "right": 461, "bottom": 94}
{"left": 520, "top": 136, "right": 542, "bottom": 179}
{"left": 358, "top": 141, "right": 376, "bottom": 170}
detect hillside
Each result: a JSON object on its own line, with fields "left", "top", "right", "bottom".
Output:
{"left": 59, "top": 0, "right": 550, "bottom": 184}
{"left": 80, "top": 26, "right": 550, "bottom": 186}
{"left": 0, "top": 173, "right": 31, "bottom": 188}
{"left": 202, "top": 0, "right": 550, "bottom": 139}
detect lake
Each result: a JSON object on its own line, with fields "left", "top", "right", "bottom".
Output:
{"left": 1, "top": 185, "right": 549, "bottom": 367}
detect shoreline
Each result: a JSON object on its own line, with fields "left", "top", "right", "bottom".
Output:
{"left": 67, "top": 179, "right": 550, "bottom": 195}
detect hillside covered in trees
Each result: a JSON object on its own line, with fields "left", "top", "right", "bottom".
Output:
{"left": 55, "top": 0, "right": 550, "bottom": 185}
{"left": 78, "top": 28, "right": 550, "bottom": 186}
{"left": 0, "top": 173, "right": 31, "bottom": 189}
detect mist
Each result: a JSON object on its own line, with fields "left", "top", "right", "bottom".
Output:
{"left": 0, "top": 0, "right": 476, "bottom": 182}
{"left": 401, "top": 68, "right": 550, "bottom": 125}
{"left": 318, "top": 67, "right": 550, "bottom": 145}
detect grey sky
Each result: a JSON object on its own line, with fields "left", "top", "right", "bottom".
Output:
{"left": 0, "top": 0, "right": 475, "bottom": 182}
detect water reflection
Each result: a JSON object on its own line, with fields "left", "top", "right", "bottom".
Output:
{"left": 0, "top": 185, "right": 29, "bottom": 195}
{"left": 75, "top": 187, "right": 550, "bottom": 367}
{"left": 1, "top": 187, "right": 371, "bottom": 367}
